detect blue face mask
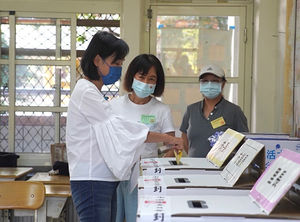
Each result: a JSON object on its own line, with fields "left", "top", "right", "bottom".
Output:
{"left": 200, "top": 81, "right": 222, "bottom": 99}
{"left": 132, "top": 78, "right": 156, "bottom": 98}
{"left": 100, "top": 61, "right": 122, "bottom": 85}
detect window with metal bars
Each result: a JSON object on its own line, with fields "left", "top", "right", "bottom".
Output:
{"left": 76, "top": 13, "right": 121, "bottom": 100}
{"left": 0, "top": 12, "right": 121, "bottom": 153}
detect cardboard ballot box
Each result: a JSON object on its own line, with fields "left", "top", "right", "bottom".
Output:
{"left": 138, "top": 216, "right": 300, "bottom": 222}
{"left": 137, "top": 149, "right": 300, "bottom": 221}
{"left": 140, "top": 188, "right": 251, "bottom": 197}
{"left": 138, "top": 139, "right": 265, "bottom": 196}
{"left": 141, "top": 128, "right": 245, "bottom": 176}
{"left": 141, "top": 158, "right": 220, "bottom": 176}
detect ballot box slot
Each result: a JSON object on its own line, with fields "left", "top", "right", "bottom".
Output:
{"left": 174, "top": 178, "right": 190, "bottom": 183}
{"left": 169, "top": 160, "right": 183, "bottom": 165}
{"left": 187, "top": 200, "right": 208, "bottom": 209}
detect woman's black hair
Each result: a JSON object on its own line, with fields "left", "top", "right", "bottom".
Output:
{"left": 123, "top": 54, "right": 165, "bottom": 97}
{"left": 80, "top": 31, "right": 129, "bottom": 80}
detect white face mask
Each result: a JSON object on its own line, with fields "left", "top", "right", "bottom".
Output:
{"left": 132, "top": 78, "right": 156, "bottom": 98}
{"left": 200, "top": 81, "right": 222, "bottom": 99}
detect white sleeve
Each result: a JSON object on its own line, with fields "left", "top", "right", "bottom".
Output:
{"left": 160, "top": 106, "right": 175, "bottom": 133}
{"left": 92, "top": 116, "right": 149, "bottom": 180}
{"left": 78, "top": 87, "right": 111, "bottom": 123}
{"left": 78, "top": 87, "right": 149, "bottom": 180}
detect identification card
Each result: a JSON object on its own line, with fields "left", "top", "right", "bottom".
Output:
{"left": 211, "top": 116, "right": 226, "bottom": 129}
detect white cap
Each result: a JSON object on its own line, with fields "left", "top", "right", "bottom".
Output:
{"left": 199, "top": 64, "right": 226, "bottom": 79}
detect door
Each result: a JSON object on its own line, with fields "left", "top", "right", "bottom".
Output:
{"left": 149, "top": 4, "right": 252, "bottom": 130}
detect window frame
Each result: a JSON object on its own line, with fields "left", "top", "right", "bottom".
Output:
{"left": 0, "top": 10, "right": 122, "bottom": 166}
{"left": 0, "top": 12, "right": 76, "bottom": 165}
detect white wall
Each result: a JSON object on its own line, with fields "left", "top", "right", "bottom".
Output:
{"left": 252, "top": 0, "right": 279, "bottom": 133}
{"left": 252, "top": 0, "right": 295, "bottom": 134}
{"left": 120, "top": 0, "right": 144, "bottom": 94}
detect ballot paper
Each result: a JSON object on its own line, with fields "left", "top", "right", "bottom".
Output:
{"left": 207, "top": 128, "right": 245, "bottom": 168}
{"left": 173, "top": 150, "right": 182, "bottom": 165}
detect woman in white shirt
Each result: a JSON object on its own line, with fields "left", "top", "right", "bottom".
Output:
{"left": 111, "top": 54, "right": 175, "bottom": 222}
{"left": 66, "top": 32, "right": 183, "bottom": 222}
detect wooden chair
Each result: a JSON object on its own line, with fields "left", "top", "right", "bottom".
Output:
{"left": 0, "top": 181, "right": 45, "bottom": 222}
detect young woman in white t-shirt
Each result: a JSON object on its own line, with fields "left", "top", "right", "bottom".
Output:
{"left": 110, "top": 54, "right": 175, "bottom": 222}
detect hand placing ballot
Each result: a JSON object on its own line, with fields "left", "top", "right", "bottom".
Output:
{"left": 167, "top": 135, "right": 183, "bottom": 151}
{"left": 173, "top": 150, "right": 182, "bottom": 165}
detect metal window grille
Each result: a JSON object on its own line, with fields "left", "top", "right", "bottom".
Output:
{"left": 76, "top": 13, "right": 121, "bottom": 100}
{"left": 0, "top": 12, "right": 120, "bottom": 153}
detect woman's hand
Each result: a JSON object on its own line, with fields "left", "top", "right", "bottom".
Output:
{"left": 145, "top": 132, "right": 183, "bottom": 151}
{"left": 165, "top": 135, "right": 183, "bottom": 150}
{"left": 162, "top": 148, "right": 176, "bottom": 157}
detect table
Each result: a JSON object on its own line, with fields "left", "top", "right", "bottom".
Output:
{"left": 15, "top": 173, "right": 71, "bottom": 222}
{"left": 39, "top": 185, "right": 71, "bottom": 221}
{"left": 0, "top": 167, "right": 33, "bottom": 181}
{"left": 28, "top": 172, "right": 70, "bottom": 185}
{"left": 15, "top": 184, "right": 71, "bottom": 222}
{"left": 44, "top": 185, "right": 71, "bottom": 197}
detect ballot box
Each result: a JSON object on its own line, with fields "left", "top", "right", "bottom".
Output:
{"left": 137, "top": 149, "right": 300, "bottom": 221}
{"left": 138, "top": 139, "right": 265, "bottom": 196}
{"left": 141, "top": 128, "right": 245, "bottom": 176}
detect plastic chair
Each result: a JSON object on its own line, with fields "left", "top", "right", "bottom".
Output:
{"left": 0, "top": 181, "right": 45, "bottom": 222}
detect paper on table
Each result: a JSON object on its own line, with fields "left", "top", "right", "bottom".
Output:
{"left": 207, "top": 128, "right": 245, "bottom": 168}
{"left": 220, "top": 139, "right": 264, "bottom": 186}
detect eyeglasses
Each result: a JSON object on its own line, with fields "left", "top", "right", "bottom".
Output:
{"left": 200, "top": 79, "right": 223, "bottom": 83}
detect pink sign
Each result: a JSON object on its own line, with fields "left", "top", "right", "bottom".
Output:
{"left": 250, "top": 149, "right": 300, "bottom": 214}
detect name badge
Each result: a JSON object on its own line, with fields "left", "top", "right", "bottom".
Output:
{"left": 211, "top": 116, "right": 226, "bottom": 129}
{"left": 141, "top": 115, "right": 156, "bottom": 125}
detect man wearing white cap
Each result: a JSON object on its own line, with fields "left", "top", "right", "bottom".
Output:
{"left": 179, "top": 64, "right": 249, "bottom": 157}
